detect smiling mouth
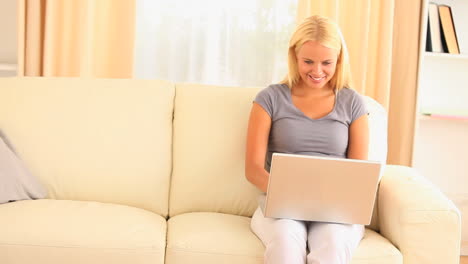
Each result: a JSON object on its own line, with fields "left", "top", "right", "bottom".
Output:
{"left": 308, "top": 74, "right": 325, "bottom": 81}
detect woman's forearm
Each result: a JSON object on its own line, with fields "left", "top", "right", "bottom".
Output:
{"left": 245, "top": 164, "right": 270, "bottom": 193}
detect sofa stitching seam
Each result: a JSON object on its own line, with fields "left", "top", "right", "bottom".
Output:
{"left": 0, "top": 243, "right": 165, "bottom": 251}
{"left": 166, "top": 247, "right": 263, "bottom": 258}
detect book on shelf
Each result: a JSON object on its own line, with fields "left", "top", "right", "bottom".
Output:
{"left": 426, "top": 2, "right": 444, "bottom": 53}
{"left": 438, "top": 5, "right": 460, "bottom": 54}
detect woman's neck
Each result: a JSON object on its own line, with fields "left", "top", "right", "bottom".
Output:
{"left": 292, "top": 82, "right": 334, "bottom": 98}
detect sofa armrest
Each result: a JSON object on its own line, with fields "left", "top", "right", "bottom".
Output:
{"left": 378, "top": 165, "right": 461, "bottom": 264}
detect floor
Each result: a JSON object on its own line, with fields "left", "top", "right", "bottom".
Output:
{"left": 462, "top": 256, "right": 467, "bottom": 264}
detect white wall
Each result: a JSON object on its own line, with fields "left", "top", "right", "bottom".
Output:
{"left": 413, "top": 118, "right": 468, "bottom": 254}
{"left": 414, "top": 0, "right": 468, "bottom": 255}
{"left": 412, "top": 0, "right": 468, "bottom": 255}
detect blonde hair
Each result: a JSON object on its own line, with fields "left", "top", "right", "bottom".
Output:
{"left": 281, "top": 15, "right": 353, "bottom": 92}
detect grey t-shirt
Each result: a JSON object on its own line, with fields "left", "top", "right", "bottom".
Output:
{"left": 254, "top": 83, "right": 368, "bottom": 172}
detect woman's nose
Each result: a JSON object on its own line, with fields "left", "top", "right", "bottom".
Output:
{"left": 311, "top": 64, "right": 322, "bottom": 74}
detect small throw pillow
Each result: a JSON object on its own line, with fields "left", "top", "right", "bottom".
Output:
{"left": 0, "top": 130, "right": 47, "bottom": 204}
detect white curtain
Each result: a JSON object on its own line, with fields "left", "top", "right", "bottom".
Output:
{"left": 133, "top": 0, "right": 298, "bottom": 87}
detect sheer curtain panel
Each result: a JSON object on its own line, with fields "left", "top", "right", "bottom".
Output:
{"left": 133, "top": 0, "right": 297, "bottom": 87}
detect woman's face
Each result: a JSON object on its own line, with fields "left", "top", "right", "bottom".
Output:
{"left": 296, "top": 40, "right": 338, "bottom": 90}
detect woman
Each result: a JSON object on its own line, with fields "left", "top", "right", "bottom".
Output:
{"left": 245, "top": 15, "right": 369, "bottom": 264}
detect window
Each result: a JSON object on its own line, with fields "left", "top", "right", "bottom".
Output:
{"left": 134, "top": 0, "right": 298, "bottom": 87}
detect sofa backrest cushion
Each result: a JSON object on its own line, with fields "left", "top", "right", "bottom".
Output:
{"left": 0, "top": 78, "right": 174, "bottom": 217}
{"left": 363, "top": 95, "right": 388, "bottom": 232}
{"left": 170, "top": 84, "right": 262, "bottom": 217}
{"left": 364, "top": 96, "right": 388, "bottom": 164}
{"left": 170, "top": 84, "right": 388, "bottom": 226}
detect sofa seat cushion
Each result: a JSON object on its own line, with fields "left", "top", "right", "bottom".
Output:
{"left": 0, "top": 199, "right": 166, "bottom": 264}
{"left": 166, "top": 212, "right": 402, "bottom": 264}
{"left": 352, "top": 229, "right": 402, "bottom": 264}
{"left": 166, "top": 212, "right": 264, "bottom": 264}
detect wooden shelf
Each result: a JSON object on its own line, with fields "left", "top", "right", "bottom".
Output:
{"left": 419, "top": 113, "right": 468, "bottom": 121}
{"left": 424, "top": 52, "right": 468, "bottom": 60}
{"left": 420, "top": 107, "right": 468, "bottom": 117}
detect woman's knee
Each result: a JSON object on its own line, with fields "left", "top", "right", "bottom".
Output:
{"left": 251, "top": 208, "right": 307, "bottom": 248}
{"left": 262, "top": 220, "right": 308, "bottom": 264}
{"left": 270, "top": 230, "right": 307, "bottom": 247}
{"left": 269, "top": 219, "right": 308, "bottom": 244}
{"left": 308, "top": 223, "right": 363, "bottom": 242}
{"left": 307, "top": 238, "right": 354, "bottom": 264}
{"left": 306, "top": 223, "right": 364, "bottom": 264}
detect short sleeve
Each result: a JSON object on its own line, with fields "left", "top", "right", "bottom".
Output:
{"left": 351, "top": 93, "right": 368, "bottom": 123}
{"left": 253, "top": 86, "right": 276, "bottom": 117}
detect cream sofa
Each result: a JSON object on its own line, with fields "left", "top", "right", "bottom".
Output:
{"left": 0, "top": 77, "right": 461, "bottom": 264}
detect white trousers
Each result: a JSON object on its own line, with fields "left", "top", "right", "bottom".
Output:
{"left": 251, "top": 207, "right": 364, "bottom": 264}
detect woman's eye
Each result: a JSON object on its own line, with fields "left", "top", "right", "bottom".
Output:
{"left": 304, "top": 61, "right": 312, "bottom": 64}
{"left": 323, "top": 62, "right": 331, "bottom": 65}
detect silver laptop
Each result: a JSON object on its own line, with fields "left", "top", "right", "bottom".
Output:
{"left": 261, "top": 153, "right": 383, "bottom": 225}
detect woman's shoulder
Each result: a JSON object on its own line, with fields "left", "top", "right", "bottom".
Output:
{"left": 337, "top": 87, "right": 364, "bottom": 103}
{"left": 254, "top": 83, "right": 290, "bottom": 117}
{"left": 263, "top": 83, "right": 289, "bottom": 93}
{"left": 256, "top": 83, "right": 289, "bottom": 99}
{"left": 337, "top": 87, "right": 359, "bottom": 97}
{"left": 336, "top": 88, "right": 368, "bottom": 119}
